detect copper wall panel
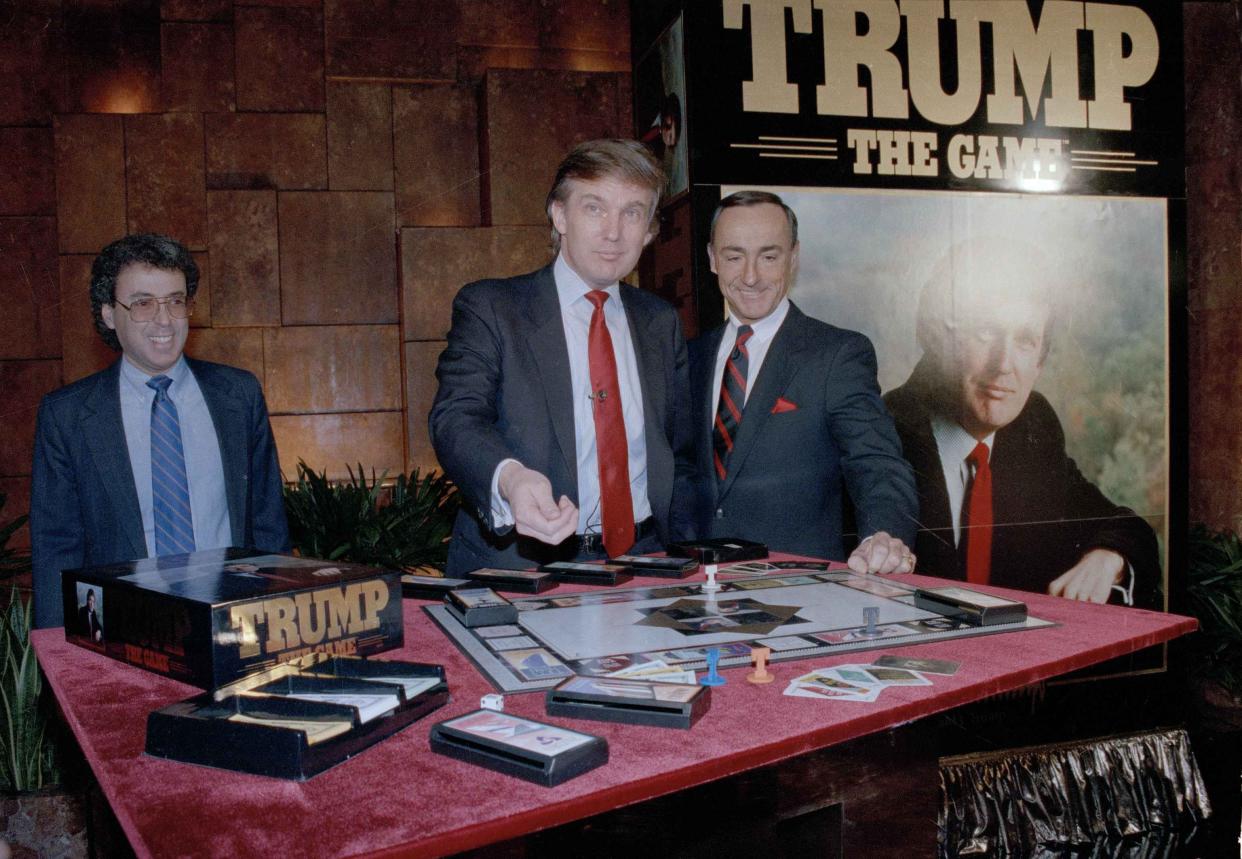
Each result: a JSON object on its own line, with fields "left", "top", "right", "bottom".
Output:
{"left": 0, "top": 128, "right": 55, "bottom": 217}
{"left": 235, "top": 6, "right": 324, "bottom": 113}
{"left": 271, "top": 412, "right": 404, "bottom": 483}
{"left": 327, "top": 83, "right": 394, "bottom": 192}
{"left": 185, "top": 327, "right": 265, "bottom": 383}
{"left": 0, "top": 219, "right": 60, "bottom": 360}
{"left": 483, "top": 69, "right": 624, "bottom": 225}
{"left": 125, "top": 113, "right": 208, "bottom": 249}
{"left": 161, "top": 1, "right": 232, "bottom": 22}
{"left": 59, "top": 0, "right": 161, "bottom": 115}
{"left": 205, "top": 114, "right": 327, "bottom": 191}
{"left": 189, "top": 251, "right": 212, "bottom": 328}
{"left": 456, "top": 45, "right": 630, "bottom": 82}
{"left": 324, "top": 0, "right": 456, "bottom": 80}
{"left": 403, "top": 340, "right": 444, "bottom": 472}
{"left": 0, "top": 5, "right": 58, "bottom": 125}
{"left": 456, "top": 0, "right": 627, "bottom": 53}
{"left": 399, "top": 225, "right": 547, "bottom": 341}
{"left": 263, "top": 325, "right": 401, "bottom": 413}
{"left": 393, "top": 84, "right": 480, "bottom": 227}
{"left": 160, "top": 23, "right": 235, "bottom": 113}
{"left": 54, "top": 115, "right": 127, "bottom": 254}
{"left": 206, "top": 191, "right": 281, "bottom": 326}
{"left": 58, "top": 255, "right": 117, "bottom": 384}
{"left": 0, "top": 476, "right": 32, "bottom": 548}
{"left": 0, "top": 360, "right": 62, "bottom": 477}
{"left": 279, "top": 192, "right": 397, "bottom": 325}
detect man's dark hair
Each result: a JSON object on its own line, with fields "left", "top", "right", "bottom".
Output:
{"left": 545, "top": 139, "right": 664, "bottom": 252}
{"left": 709, "top": 190, "right": 799, "bottom": 245}
{"left": 90, "top": 234, "right": 199, "bottom": 351}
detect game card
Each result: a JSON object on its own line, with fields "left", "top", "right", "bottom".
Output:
{"left": 499, "top": 648, "right": 573, "bottom": 681}
{"left": 475, "top": 625, "right": 524, "bottom": 638}
{"left": 874, "top": 655, "right": 961, "bottom": 676}
{"left": 442, "top": 710, "right": 593, "bottom": 755}
{"left": 485, "top": 635, "right": 539, "bottom": 652}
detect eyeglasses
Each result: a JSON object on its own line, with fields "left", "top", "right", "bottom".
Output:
{"left": 113, "top": 296, "right": 195, "bottom": 322}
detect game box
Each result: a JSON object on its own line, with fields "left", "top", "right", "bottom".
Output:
{"left": 610, "top": 554, "right": 699, "bottom": 578}
{"left": 465, "top": 568, "right": 555, "bottom": 593}
{"left": 539, "top": 561, "right": 634, "bottom": 586}
{"left": 401, "top": 573, "right": 473, "bottom": 600}
{"left": 145, "top": 654, "right": 448, "bottom": 780}
{"left": 546, "top": 676, "right": 711, "bottom": 729}
{"left": 667, "top": 538, "right": 768, "bottom": 564}
{"left": 61, "top": 547, "right": 403, "bottom": 688}
{"left": 429, "top": 709, "right": 608, "bottom": 786}
{"left": 914, "top": 586, "right": 1028, "bottom": 626}
{"left": 445, "top": 588, "right": 519, "bottom": 627}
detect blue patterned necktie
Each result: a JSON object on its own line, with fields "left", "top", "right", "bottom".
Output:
{"left": 147, "top": 375, "right": 196, "bottom": 555}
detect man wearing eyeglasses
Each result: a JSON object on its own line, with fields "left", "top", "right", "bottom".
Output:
{"left": 29, "top": 233, "right": 290, "bottom": 628}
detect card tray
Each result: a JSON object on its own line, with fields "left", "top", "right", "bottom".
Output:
{"left": 913, "top": 587, "right": 1028, "bottom": 626}
{"left": 667, "top": 538, "right": 768, "bottom": 564}
{"left": 429, "top": 710, "right": 607, "bottom": 787}
{"left": 545, "top": 677, "right": 711, "bottom": 729}
{"left": 539, "top": 562, "right": 634, "bottom": 587}
{"left": 465, "top": 568, "right": 555, "bottom": 593}
{"left": 145, "top": 657, "right": 448, "bottom": 780}
{"left": 609, "top": 555, "right": 699, "bottom": 579}
{"left": 445, "top": 588, "right": 518, "bottom": 627}
{"left": 401, "top": 574, "right": 473, "bottom": 600}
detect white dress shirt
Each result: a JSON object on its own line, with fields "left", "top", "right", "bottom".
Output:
{"left": 489, "top": 254, "right": 652, "bottom": 534}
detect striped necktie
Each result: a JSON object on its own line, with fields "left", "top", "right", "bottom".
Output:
{"left": 713, "top": 325, "right": 754, "bottom": 481}
{"left": 147, "top": 375, "right": 196, "bottom": 556}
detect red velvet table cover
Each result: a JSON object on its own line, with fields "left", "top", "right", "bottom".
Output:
{"left": 33, "top": 569, "right": 1196, "bottom": 858}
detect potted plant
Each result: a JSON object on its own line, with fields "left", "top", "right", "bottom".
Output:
{"left": 1184, "top": 523, "right": 1242, "bottom": 728}
{"left": 0, "top": 495, "right": 85, "bottom": 855}
{"left": 283, "top": 462, "right": 460, "bottom": 572}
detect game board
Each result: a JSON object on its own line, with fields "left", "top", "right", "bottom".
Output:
{"left": 426, "top": 569, "right": 1056, "bottom": 693}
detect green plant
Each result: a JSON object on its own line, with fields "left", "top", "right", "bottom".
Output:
{"left": 1185, "top": 524, "right": 1242, "bottom": 697}
{"left": 0, "top": 585, "right": 56, "bottom": 791}
{"left": 0, "top": 493, "right": 30, "bottom": 582}
{"left": 284, "top": 461, "right": 460, "bottom": 572}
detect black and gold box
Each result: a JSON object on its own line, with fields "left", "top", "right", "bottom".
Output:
{"left": 61, "top": 548, "right": 403, "bottom": 688}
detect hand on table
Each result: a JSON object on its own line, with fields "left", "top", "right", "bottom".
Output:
{"left": 498, "top": 462, "right": 578, "bottom": 545}
{"left": 848, "top": 531, "right": 916, "bottom": 575}
{"left": 1048, "top": 548, "right": 1125, "bottom": 604}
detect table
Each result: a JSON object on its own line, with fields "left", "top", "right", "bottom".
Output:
{"left": 33, "top": 570, "right": 1195, "bottom": 858}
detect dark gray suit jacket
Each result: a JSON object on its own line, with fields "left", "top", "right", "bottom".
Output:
{"left": 429, "top": 265, "right": 695, "bottom": 575}
{"left": 30, "top": 358, "right": 290, "bottom": 628}
{"left": 688, "top": 303, "right": 917, "bottom": 560}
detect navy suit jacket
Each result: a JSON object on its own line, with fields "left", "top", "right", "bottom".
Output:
{"left": 688, "top": 303, "right": 917, "bottom": 560}
{"left": 884, "top": 358, "right": 1160, "bottom": 607}
{"left": 30, "top": 358, "right": 290, "bottom": 628}
{"left": 429, "top": 265, "right": 696, "bottom": 575}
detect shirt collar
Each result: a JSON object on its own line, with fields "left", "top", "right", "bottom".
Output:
{"left": 931, "top": 413, "right": 994, "bottom": 465}
{"left": 554, "top": 254, "right": 621, "bottom": 313}
{"left": 726, "top": 297, "right": 789, "bottom": 343}
{"left": 119, "top": 354, "right": 189, "bottom": 396}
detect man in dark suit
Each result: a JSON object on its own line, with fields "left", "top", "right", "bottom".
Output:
{"left": 430, "top": 139, "right": 694, "bottom": 575}
{"left": 31, "top": 234, "right": 290, "bottom": 628}
{"left": 883, "top": 238, "right": 1159, "bottom": 605}
{"left": 688, "top": 191, "right": 917, "bottom": 572}
{"left": 77, "top": 588, "right": 103, "bottom": 643}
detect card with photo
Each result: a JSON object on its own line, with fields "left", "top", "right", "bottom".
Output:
{"left": 499, "top": 648, "right": 574, "bottom": 681}
{"left": 443, "top": 710, "right": 594, "bottom": 755}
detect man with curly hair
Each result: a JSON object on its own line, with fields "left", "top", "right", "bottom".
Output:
{"left": 30, "top": 234, "right": 289, "bottom": 628}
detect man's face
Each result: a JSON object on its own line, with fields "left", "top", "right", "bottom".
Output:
{"left": 550, "top": 176, "right": 656, "bottom": 289}
{"left": 101, "top": 264, "right": 190, "bottom": 376}
{"left": 708, "top": 203, "right": 799, "bottom": 326}
{"left": 86, "top": 592, "right": 95, "bottom": 611}
{"left": 943, "top": 297, "right": 1049, "bottom": 440}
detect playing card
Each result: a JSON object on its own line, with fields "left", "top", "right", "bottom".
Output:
{"left": 873, "top": 655, "right": 961, "bottom": 675}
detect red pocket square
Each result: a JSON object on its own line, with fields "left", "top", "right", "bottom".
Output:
{"left": 771, "top": 397, "right": 798, "bottom": 414}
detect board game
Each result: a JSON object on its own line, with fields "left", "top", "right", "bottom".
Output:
{"left": 426, "top": 568, "right": 1056, "bottom": 693}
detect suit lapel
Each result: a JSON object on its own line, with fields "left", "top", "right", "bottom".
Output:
{"left": 623, "top": 288, "right": 664, "bottom": 429}
{"left": 81, "top": 362, "right": 146, "bottom": 559}
{"left": 521, "top": 268, "right": 577, "bottom": 484}
{"left": 718, "top": 306, "right": 808, "bottom": 499}
{"left": 190, "top": 359, "right": 249, "bottom": 545}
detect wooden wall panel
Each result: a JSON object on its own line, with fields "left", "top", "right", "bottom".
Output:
{"left": 327, "top": 83, "right": 394, "bottom": 192}
{"left": 404, "top": 340, "right": 444, "bottom": 472}
{"left": 400, "top": 226, "right": 547, "bottom": 341}
{"left": 54, "top": 115, "right": 126, "bottom": 254}
{"left": 279, "top": 192, "right": 397, "bottom": 325}
{"left": 0, "top": 128, "right": 55, "bottom": 217}
{"left": 125, "top": 113, "right": 208, "bottom": 249}
{"left": 206, "top": 191, "right": 281, "bottom": 326}
{"left": 205, "top": 114, "right": 327, "bottom": 191}
{"left": 0, "top": 219, "right": 60, "bottom": 360}
{"left": 393, "top": 84, "right": 480, "bottom": 227}
{"left": 264, "top": 325, "right": 401, "bottom": 414}
{"left": 271, "top": 413, "right": 404, "bottom": 483}
{"left": 0, "top": 360, "right": 62, "bottom": 477}
{"left": 160, "top": 23, "right": 235, "bottom": 113}
{"left": 185, "top": 327, "right": 265, "bottom": 383}
{"left": 235, "top": 6, "right": 325, "bottom": 113}
{"left": 58, "top": 255, "right": 116, "bottom": 384}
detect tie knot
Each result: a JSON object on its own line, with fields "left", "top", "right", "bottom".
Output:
{"left": 967, "top": 441, "right": 989, "bottom": 468}
{"left": 586, "top": 289, "right": 610, "bottom": 310}
{"left": 736, "top": 325, "right": 754, "bottom": 346}
{"left": 147, "top": 375, "right": 173, "bottom": 399}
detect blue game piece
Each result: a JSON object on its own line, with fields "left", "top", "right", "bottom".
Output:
{"left": 700, "top": 647, "right": 726, "bottom": 686}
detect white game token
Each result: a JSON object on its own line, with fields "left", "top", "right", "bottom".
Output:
{"left": 480, "top": 693, "right": 504, "bottom": 712}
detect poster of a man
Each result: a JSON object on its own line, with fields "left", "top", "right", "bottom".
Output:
{"left": 76, "top": 584, "right": 103, "bottom": 644}
{"left": 721, "top": 187, "right": 1167, "bottom": 609}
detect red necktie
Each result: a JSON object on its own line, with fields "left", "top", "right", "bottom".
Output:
{"left": 585, "top": 290, "right": 634, "bottom": 557}
{"left": 964, "top": 442, "right": 992, "bottom": 585}
{"left": 712, "top": 325, "right": 753, "bottom": 481}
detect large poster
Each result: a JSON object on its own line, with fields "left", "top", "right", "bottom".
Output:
{"left": 632, "top": 0, "right": 1182, "bottom": 613}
